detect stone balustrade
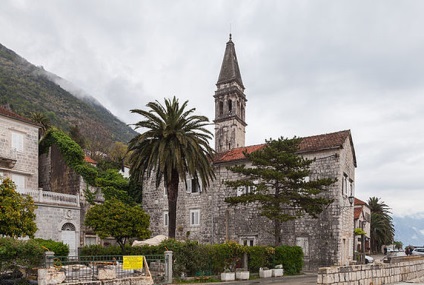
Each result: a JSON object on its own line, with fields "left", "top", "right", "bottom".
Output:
{"left": 21, "top": 188, "right": 79, "bottom": 206}
{"left": 317, "top": 256, "right": 424, "bottom": 285}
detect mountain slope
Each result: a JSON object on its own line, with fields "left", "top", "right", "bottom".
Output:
{"left": 394, "top": 215, "right": 424, "bottom": 247}
{"left": 0, "top": 43, "right": 137, "bottom": 147}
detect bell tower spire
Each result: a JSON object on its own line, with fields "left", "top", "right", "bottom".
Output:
{"left": 214, "top": 35, "right": 247, "bottom": 152}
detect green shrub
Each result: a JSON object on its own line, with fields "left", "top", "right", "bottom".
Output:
{"left": 246, "top": 246, "right": 273, "bottom": 271}
{"left": 34, "top": 238, "right": 69, "bottom": 256}
{"left": 79, "top": 240, "right": 303, "bottom": 276}
{"left": 273, "top": 245, "right": 303, "bottom": 275}
{"left": 0, "top": 237, "right": 44, "bottom": 272}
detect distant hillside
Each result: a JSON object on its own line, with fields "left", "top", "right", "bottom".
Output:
{"left": 394, "top": 215, "right": 424, "bottom": 247}
{"left": 0, "top": 43, "right": 137, "bottom": 147}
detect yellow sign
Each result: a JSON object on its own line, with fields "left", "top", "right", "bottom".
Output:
{"left": 123, "top": 255, "right": 144, "bottom": 270}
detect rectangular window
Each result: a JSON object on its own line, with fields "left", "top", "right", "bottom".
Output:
{"left": 11, "top": 174, "right": 25, "bottom": 193}
{"left": 236, "top": 181, "right": 257, "bottom": 196}
{"left": 240, "top": 237, "right": 256, "bottom": 246}
{"left": 296, "top": 237, "right": 309, "bottom": 257}
{"left": 186, "top": 177, "right": 202, "bottom": 193}
{"left": 164, "top": 211, "right": 169, "bottom": 227}
{"left": 190, "top": 209, "right": 200, "bottom": 226}
{"left": 342, "top": 173, "right": 348, "bottom": 195}
{"left": 85, "top": 236, "right": 97, "bottom": 246}
{"left": 12, "top": 132, "right": 24, "bottom": 152}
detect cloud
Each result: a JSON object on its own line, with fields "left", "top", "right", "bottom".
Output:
{"left": 2, "top": 0, "right": 424, "bottom": 220}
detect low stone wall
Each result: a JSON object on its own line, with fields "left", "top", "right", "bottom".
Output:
{"left": 317, "top": 256, "right": 424, "bottom": 285}
{"left": 38, "top": 268, "right": 153, "bottom": 285}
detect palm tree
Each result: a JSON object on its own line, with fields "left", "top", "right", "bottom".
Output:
{"left": 128, "top": 97, "right": 215, "bottom": 238}
{"left": 29, "top": 112, "right": 51, "bottom": 138}
{"left": 368, "top": 197, "right": 395, "bottom": 253}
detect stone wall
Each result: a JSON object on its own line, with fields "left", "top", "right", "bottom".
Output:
{"left": 34, "top": 204, "right": 80, "bottom": 241}
{"left": 39, "top": 145, "right": 81, "bottom": 195}
{"left": 317, "top": 257, "right": 424, "bottom": 285}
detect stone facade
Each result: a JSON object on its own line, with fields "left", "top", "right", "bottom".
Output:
{"left": 0, "top": 106, "right": 39, "bottom": 193}
{"left": 142, "top": 36, "right": 358, "bottom": 270}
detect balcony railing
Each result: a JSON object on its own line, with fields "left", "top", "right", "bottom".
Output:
{"left": 20, "top": 188, "right": 80, "bottom": 207}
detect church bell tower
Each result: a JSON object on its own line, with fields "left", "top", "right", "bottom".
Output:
{"left": 214, "top": 34, "right": 247, "bottom": 152}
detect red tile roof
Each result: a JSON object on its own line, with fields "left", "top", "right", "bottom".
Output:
{"left": 297, "top": 130, "right": 352, "bottom": 154}
{"left": 214, "top": 144, "right": 265, "bottom": 163}
{"left": 84, "top": 156, "right": 97, "bottom": 165}
{"left": 0, "top": 105, "right": 39, "bottom": 126}
{"left": 354, "top": 198, "right": 367, "bottom": 205}
{"left": 354, "top": 207, "right": 362, "bottom": 219}
{"left": 214, "top": 130, "right": 356, "bottom": 165}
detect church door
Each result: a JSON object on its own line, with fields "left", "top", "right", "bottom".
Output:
{"left": 61, "top": 223, "right": 76, "bottom": 256}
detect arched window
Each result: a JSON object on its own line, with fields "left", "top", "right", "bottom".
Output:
{"left": 61, "top": 223, "right": 76, "bottom": 231}
{"left": 228, "top": 100, "right": 232, "bottom": 113}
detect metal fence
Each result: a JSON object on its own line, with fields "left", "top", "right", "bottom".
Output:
{"left": 48, "top": 254, "right": 166, "bottom": 283}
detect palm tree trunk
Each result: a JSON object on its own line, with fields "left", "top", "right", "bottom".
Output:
{"left": 167, "top": 170, "right": 179, "bottom": 238}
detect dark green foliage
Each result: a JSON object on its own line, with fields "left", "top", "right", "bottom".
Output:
{"left": 96, "top": 169, "right": 133, "bottom": 204}
{"left": 40, "top": 128, "right": 98, "bottom": 186}
{"left": 84, "top": 199, "right": 151, "bottom": 253}
{"left": 0, "top": 43, "right": 137, "bottom": 146}
{"left": 0, "top": 178, "right": 37, "bottom": 238}
{"left": 33, "top": 239, "right": 69, "bottom": 256}
{"left": 245, "top": 246, "right": 273, "bottom": 271}
{"left": 79, "top": 240, "right": 303, "bottom": 276}
{"left": 368, "top": 197, "right": 395, "bottom": 253}
{"left": 273, "top": 246, "right": 303, "bottom": 275}
{"left": 225, "top": 137, "right": 335, "bottom": 245}
{"left": 0, "top": 237, "right": 45, "bottom": 273}
{"left": 40, "top": 129, "right": 136, "bottom": 205}
{"left": 40, "top": 128, "right": 84, "bottom": 166}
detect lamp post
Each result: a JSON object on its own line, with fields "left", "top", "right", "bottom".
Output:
{"left": 361, "top": 220, "right": 367, "bottom": 264}
{"left": 348, "top": 195, "right": 355, "bottom": 206}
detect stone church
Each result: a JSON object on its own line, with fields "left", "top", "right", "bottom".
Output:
{"left": 143, "top": 35, "right": 358, "bottom": 270}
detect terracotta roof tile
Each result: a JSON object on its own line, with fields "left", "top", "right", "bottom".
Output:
{"left": 298, "top": 130, "right": 351, "bottom": 153}
{"left": 0, "top": 105, "right": 39, "bottom": 126}
{"left": 354, "top": 198, "right": 367, "bottom": 205}
{"left": 214, "top": 130, "right": 355, "bottom": 164}
{"left": 354, "top": 207, "right": 362, "bottom": 219}
{"left": 214, "top": 144, "right": 265, "bottom": 163}
{"left": 84, "top": 156, "right": 97, "bottom": 165}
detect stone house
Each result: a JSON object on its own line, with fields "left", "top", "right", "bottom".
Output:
{"left": 0, "top": 105, "right": 105, "bottom": 255}
{"left": 0, "top": 105, "right": 39, "bottom": 200}
{"left": 354, "top": 198, "right": 371, "bottom": 253}
{"left": 142, "top": 35, "right": 358, "bottom": 270}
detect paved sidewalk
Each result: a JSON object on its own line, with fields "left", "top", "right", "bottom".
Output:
{"left": 187, "top": 272, "right": 317, "bottom": 285}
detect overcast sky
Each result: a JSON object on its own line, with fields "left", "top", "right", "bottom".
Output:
{"left": 1, "top": 1, "right": 423, "bottom": 218}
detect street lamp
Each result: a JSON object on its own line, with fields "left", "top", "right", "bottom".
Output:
{"left": 348, "top": 195, "right": 355, "bottom": 206}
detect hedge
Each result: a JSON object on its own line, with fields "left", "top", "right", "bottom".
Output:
{"left": 0, "top": 237, "right": 45, "bottom": 272}
{"left": 34, "top": 238, "right": 69, "bottom": 257}
{"left": 80, "top": 240, "right": 303, "bottom": 276}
